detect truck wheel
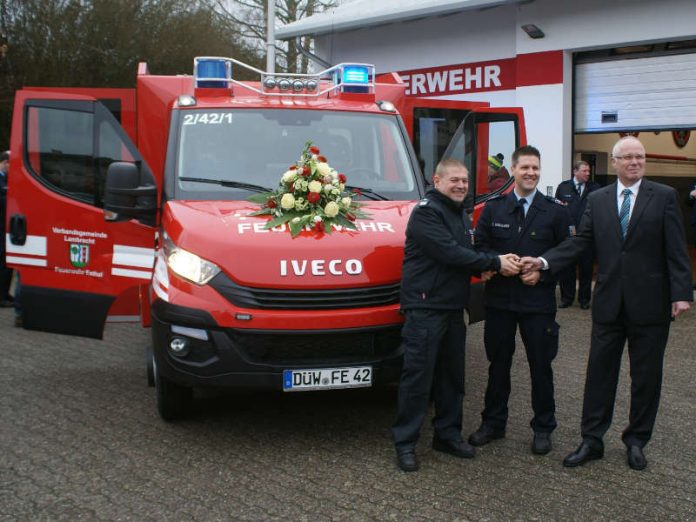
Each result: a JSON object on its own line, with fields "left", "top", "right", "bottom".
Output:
{"left": 145, "top": 346, "right": 155, "bottom": 387}
{"left": 153, "top": 355, "right": 192, "bottom": 421}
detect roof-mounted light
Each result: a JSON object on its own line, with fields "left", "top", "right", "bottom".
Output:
{"left": 377, "top": 100, "right": 396, "bottom": 113}
{"left": 177, "top": 94, "right": 197, "bottom": 107}
{"left": 194, "top": 57, "right": 231, "bottom": 88}
{"left": 334, "top": 63, "right": 375, "bottom": 94}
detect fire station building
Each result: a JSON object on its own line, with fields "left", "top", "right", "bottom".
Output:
{"left": 278, "top": 0, "right": 696, "bottom": 240}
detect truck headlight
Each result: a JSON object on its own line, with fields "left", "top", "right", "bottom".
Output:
{"left": 163, "top": 233, "right": 220, "bottom": 285}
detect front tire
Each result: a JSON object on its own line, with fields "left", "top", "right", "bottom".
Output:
{"left": 153, "top": 354, "right": 193, "bottom": 421}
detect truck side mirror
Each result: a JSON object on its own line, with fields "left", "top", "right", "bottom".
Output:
{"left": 104, "top": 161, "right": 158, "bottom": 226}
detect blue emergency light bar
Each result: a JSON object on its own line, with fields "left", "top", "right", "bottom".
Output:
{"left": 192, "top": 57, "right": 375, "bottom": 97}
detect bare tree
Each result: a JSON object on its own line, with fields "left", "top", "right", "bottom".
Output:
{"left": 218, "top": 0, "right": 336, "bottom": 73}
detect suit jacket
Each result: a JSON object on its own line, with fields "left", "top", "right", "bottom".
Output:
{"left": 555, "top": 178, "right": 600, "bottom": 225}
{"left": 544, "top": 179, "right": 693, "bottom": 325}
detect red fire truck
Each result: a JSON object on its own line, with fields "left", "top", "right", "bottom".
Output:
{"left": 5, "top": 57, "right": 524, "bottom": 419}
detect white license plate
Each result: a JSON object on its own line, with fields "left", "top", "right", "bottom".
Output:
{"left": 283, "top": 366, "right": 372, "bottom": 392}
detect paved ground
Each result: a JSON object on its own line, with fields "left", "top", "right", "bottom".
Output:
{"left": 1, "top": 299, "right": 695, "bottom": 521}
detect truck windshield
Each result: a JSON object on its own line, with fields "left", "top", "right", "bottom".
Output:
{"left": 174, "top": 109, "right": 418, "bottom": 201}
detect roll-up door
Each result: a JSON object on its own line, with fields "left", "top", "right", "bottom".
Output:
{"left": 575, "top": 53, "right": 696, "bottom": 132}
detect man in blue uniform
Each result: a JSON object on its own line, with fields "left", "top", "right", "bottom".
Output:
{"left": 468, "top": 145, "right": 571, "bottom": 455}
{"left": 392, "top": 159, "right": 520, "bottom": 472}
{"left": 555, "top": 161, "right": 600, "bottom": 309}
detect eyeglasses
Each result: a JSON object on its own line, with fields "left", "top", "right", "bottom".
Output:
{"left": 614, "top": 154, "right": 646, "bottom": 161}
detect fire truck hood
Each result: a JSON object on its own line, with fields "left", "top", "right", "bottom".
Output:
{"left": 162, "top": 200, "right": 416, "bottom": 288}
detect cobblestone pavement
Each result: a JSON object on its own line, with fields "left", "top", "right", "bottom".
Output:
{"left": 1, "top": 301, "right": 695, "bottom": 521}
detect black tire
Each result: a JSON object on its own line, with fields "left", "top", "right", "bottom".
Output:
{"left": 145, "top": 346, "right": 155, "bottom": 387}
{"left": 153, "top": 355, "right": 193, "bottom": 421}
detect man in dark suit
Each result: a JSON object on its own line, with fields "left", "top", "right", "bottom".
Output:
{"left": 555, "top": 161, "right": 600, "bottom": 309}
{"left": 521, "top": 137, "right": 692, "bottom": 471}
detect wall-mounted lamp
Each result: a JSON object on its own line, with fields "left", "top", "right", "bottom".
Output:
{"left": 521, "top": 24, "right": 545, "bottom": 39}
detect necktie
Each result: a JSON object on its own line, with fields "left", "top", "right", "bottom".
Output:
{"left": 619, "top": 188, "right": 632, "bottom": 238}
{"left": 576, "top": 183, "right": 583, "bottom": 196}
{"left": 517, "top": 198, "right": 527, "bottom": 230}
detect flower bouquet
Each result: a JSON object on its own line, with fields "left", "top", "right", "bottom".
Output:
{"left": 248, "top": 141, "right": 370, "bottom": 237}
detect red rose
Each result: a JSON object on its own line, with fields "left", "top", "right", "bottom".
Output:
{"left": 289, "top": 182, "right": 294, "bottom": 192}
{"left": 309, "top": 146, "right": 320, "bottom": 154}
{"left": 313, "top": 221, "right": 324, "bottom": 233}
{"left": 267, "top": 198, "right": 277, "bottom": 208}
{"left": 338, "top": 173, "right": 347, "bottom": 184}
{"left": 352, "top": 188, "right": 362, "bottom": 196}
{"left": 302, "top": 166, "right": 311, "bottom": 176}
{"left": 346, "top": 213, "right": 356, "bottom": 222}
{"left": 288, "top": 165, "right": 297, "bottom": 170}
{"left": 307, "top": 192, "right": 320, "bottom": 204}
{"left": 317, "top": 155, "right": 327, "bottom": 163}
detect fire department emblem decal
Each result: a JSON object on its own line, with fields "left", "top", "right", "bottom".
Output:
{"left": 70, "top": 244, "right": 90, "bottom": 268}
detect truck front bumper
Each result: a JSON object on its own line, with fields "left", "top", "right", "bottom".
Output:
{"left": 151, "top": 300, "right": 403, "bottom": 390}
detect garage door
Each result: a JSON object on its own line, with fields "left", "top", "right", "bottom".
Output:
{"left": 575, "top": 52, "right": 696, "bottom": 132}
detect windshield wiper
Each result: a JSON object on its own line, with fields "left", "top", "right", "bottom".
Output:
{"left": 345, "top": 185, "right": 390, "bottom": 201}
{"left": 179, "top": 177, "right": 273, "bottom": 193}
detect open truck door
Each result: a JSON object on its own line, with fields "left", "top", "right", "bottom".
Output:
{"left": 438, "top": 106, "right": 527, "bottom": 323}
{"left": 6, "top": 91, "right": 157, "bottom": 339}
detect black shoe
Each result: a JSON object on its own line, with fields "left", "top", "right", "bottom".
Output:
{"left": 558, "top": 301, "right": 572, "bottom": 309}
{"left": 432, "top": 437, "right": 475, "bottom": 458}
{"left": 627, "top": 445, "right": 647, "bottom": 471}
{"left": 563, "top": 442, "right": 603, "bottom": 467}
{"left": 468, "top": 426, "right": 505, "bottom": 447}
{"left": 532, "top": 432, "right": 552, "bottom": 455}
{"left": 580, "top": 302, "right": 590, "bottom": 310}
{"left": 396, "top": 449, "right": 419, "bottom": 472}
{"left": 0, "top": 299, "right": 14, "bottom": 308}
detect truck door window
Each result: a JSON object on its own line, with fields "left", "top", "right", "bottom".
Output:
{"left": 476, "top": 120, "right": 515, "bottom": 197}
{"left": 25, "top": 102, "right": 140, "bottom": 208}
{"left": 412, "top": 108, "right": 469, "bottom": 178}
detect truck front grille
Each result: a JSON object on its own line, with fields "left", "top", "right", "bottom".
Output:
{"left": 227, "top": 327, "right": 402, "bottom": 365}
{"left": 209, "top": 273, "right": 400, "bottom": 310}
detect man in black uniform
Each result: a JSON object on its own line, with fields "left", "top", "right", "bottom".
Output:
{"left": 0, "top": 150, "right": 13, "bottom": 307}
{"left": 468, "top": 145, "right": 571, "bottom": 455}
{"left": 555, "top": 161, "right": 599, "bottom": 309}
{"left": 392, "top": 158, "right": 520, "bottom": 472}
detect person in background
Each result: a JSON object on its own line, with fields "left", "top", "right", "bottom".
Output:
{"left": 468, "top": 145, "right": 571, "bottom": 456}
{"left": 0, "top": 150, "right": 13, "bottom": 308}
{"left": 487, "top": 153, "right": 510, "bottom": 192}
{"left": 521, "top": 136, "right": 692, "bottom": 471}
{"left": 555, "top": 161, "right": 600, "bottom": 309}
{"left": 687, "top": 181, "right": 696, "bottom": 289}
{"left": 392, "top": 158, "right": 520, "bottom": 472}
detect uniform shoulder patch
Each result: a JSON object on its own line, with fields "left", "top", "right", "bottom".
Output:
{"left": 418, "top": 198, "right": 429, "bottom": 206}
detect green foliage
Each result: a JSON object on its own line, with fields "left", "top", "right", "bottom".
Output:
{"left": 0, "top": 0, "right": 264, "bottom": 149}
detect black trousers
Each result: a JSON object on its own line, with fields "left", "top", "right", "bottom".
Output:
{"left": 581, "top": 316, "right": 670, "bottom": 449}
{"left": 392, "top": 309, "right": 466, "bottom": 451}
{"left": 481, "top": 308, "right": 559, "bottom": 433}
{"left": 559, "top": 247, "right": 594, "bottom": 305}
{"left": 0, "top": 248, "right": 12, "bottom": 300}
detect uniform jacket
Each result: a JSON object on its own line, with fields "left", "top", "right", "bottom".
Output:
{"left": 475, "top": 191, "right": 571, "bottom": 314}
{"left": 555, "top": 178, "right": 600, "bottom": 225}
{"left": 544, "top": 179, "right": 693, "bottom": 324}
{"left": 400, "top": 188, "right": 500, "bottom": 311}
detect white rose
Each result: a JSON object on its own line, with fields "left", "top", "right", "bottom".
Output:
{"left": 324, "top": 201, "right": 339, "bottom": 218}
{"left": 317, "top": 162, "right": 331, "bottom": 177}
{"left": 323, "top": 175, "right": 332, "bottom": 184}
{"left": 308, "top": 180, "right": 322, "bottom": 193}
{"left": 324, "top": 185, "right": 333, "bottom": 194}
{"left": 331, "top": 188, "right": 340, "bottom": 196}
{"left": 341, "top": 197, "right": 352, "bottom": 207}
{"left": 281, "top": 193, "right": 295, "bottom": 210}
{"left": 282, "top": 170, "right": 297, "bottom": 183}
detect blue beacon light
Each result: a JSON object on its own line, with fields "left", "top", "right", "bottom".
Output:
{"left": 195, "top": 59, "right": 231, "bottom": 88}
{"left": 339, "top": 64, "right": 371, "bottom": 93}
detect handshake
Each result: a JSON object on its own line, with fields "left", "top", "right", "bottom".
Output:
{"left": 480, "top": 255, "right": 544, "bottom": 286}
